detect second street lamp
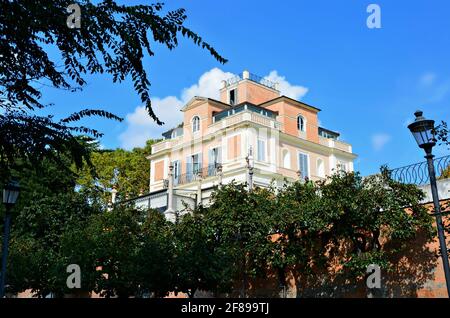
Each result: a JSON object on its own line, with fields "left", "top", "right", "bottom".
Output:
{"left": 408, "top": 110, "right": 450, "bottom": 297}
{"left": 0, "top": 180, "right": 20, "bottom": 298}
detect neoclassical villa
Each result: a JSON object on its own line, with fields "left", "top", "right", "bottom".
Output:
{"left": 131, "top": 71, "right": 357, "bottom": 221}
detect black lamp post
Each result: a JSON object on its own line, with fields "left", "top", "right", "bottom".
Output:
{"left": 0, "top": 180, "right": 20, "bottom": 298}
{"left": 408, "top": 110, "right": 450, "bottom": 297}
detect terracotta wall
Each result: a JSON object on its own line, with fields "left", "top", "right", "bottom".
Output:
{"left": 219, "top": 80, "right": 279, "bottom": 105}
{"left": 154, "top": 160, "right": 164, "bottom": 181}
{"left": 227, "top": 135, "right": 241, "bottom": 160}
{"left": 264, "top": 101, "right": 320, "bottom": 143}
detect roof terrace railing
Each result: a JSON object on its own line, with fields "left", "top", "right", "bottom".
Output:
{"left": 224, "top": 72, "right": 278, "bottom": 90}
{"left": 248, "top": 72, "right": 277, "bottom": 90}
{"left": 388, "top": 154, "right": 450, "bottom": 186}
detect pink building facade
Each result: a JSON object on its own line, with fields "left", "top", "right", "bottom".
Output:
{"left": 137, "top": 71, "right": 357, "bottom": 221}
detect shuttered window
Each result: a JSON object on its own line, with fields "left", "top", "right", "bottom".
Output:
{"left": 257, "top": 139, "right": 266, "bottom": 162}
{"left": 298, "top": 153, "right": 309, "bottom": 179}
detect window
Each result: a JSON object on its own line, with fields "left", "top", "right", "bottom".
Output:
{"left": 298, "top": 153, "right": 309, "bottom": 179}
{"left": 297, "top": 115, "right": 305, "bottom": 132}
{"left": 173, "top": 160, "right": 181, "bottom": 185}
{"left": 192, "top": 116, "right": 200, "bottom": 133}
{"left": 282, "top": 149, "right": 291, "bottom": 169}
{"left": 317, "top": 158, "right": 325, "bottom": 178}
{"left": 229, "top": 89, "right": 237, "bottom": 105}
{"left": 208, "top": 147, "right": 221, "bottom": 176}
{"left": 257, "top": 139, "right": 266, "bottom": 162}
{"left": 186, "top": 154, "right": 202, "bottom": 182}
{"left": 192, "top": 154, "right": 201, "bottom": 174}
{"left": 337, "top": 161, "right": 348, "bottom": 172}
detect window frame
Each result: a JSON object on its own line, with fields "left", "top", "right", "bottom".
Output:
{"left": 192, "top": 116, "right": 200, "bottom": 133}
{"left": 297, "top": 115, "right": 306, "bottom": 132}
{"left": 297, "top": 151, "right": 310, "bottom": 179}
{"left": 257, "top": 139, "right": 266, "bottom": 162}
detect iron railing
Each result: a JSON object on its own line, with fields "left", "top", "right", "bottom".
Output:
{"left": 249, "top": 72, "right": 277, "bottom": 90}
{"left": 225, "top": 75, "right": 241, "bottom": 87}
{"left": 388, "top": 154, "right": 450, "bottom": 185}
{"left": 166, "top": 164, "right": 221, "bottom": 186}
{"left": 224, "top": 73, "right": 278, "bottom": 90}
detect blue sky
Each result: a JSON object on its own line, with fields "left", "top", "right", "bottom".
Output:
{"left": 38, "top": 0, "right": 450, "bottom": 176}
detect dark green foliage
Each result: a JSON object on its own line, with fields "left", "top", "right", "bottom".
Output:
{"left": 75, "top": 139, "right": 157, "bottom": 206}
{"left": 3, "top": 167, "right": 433, "bottom": 297}
{"left": 0, "top": 0, "right": 226, "bottom": 181}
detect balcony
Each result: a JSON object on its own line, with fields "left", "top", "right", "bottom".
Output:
{"left": 209, "top": 109, "right": 282, "bottom": 135}
{"left": 165, "top": 164, "right": 221, "bottom": 187}
{"left": 151, "top": 136, "right": 183, "bottom": 154}
{"left": 318, "top": 136, "right": 352, "bottom": 153}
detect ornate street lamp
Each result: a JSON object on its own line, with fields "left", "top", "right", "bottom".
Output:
{"left": 408, "top": 110, "right": 450, "bottom": 297}
{"left": 0, "top": 180, "right": 20, "bottom": 298}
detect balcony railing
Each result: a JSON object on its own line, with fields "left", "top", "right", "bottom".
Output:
{"left": 168, "top": 164, "right": 221, "bottom": 186}
{"left": 388, "top": 154, "right": 450, "bottom": 185}
{"left": 248, "top": 72, "right": 277, "bottom": 90}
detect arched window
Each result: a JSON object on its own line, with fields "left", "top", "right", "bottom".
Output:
{"left": 297, "top": 115, "right": 305, "bottom": 132}
{"left": 282, "top": 149, "right": 291, "bottom": 169}
{"left": 192, "top": 116, "right": 200, "bottom": 133}
{"left": 317, "top": 158, "right": 325, "bottom": 178}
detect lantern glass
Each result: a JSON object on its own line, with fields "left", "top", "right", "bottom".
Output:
{"left": 2, "top": 181, "right": 20, "bottom": 205}
{"left": 408, "top": 111, "right": 436, "bottom": 149}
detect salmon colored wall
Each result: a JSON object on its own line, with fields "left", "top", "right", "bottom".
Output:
{"left": 278, "top": 143, "right": 330, "bottom": 180}
{"left": 154, "top": 160, "right": 164, "bottom": 181}
{"left": 219, "top": 80, "right": 279, "bottom": 105}
{"left": 238, "top": 81, "right": 279, "bottom": 105}
{"left": 265, "top": 101, "right": 319, "bottom": 144}
{"left": 227, "top": 135, "right": 241, "bottom": 160}
{"left": 220, "top": 89, "right": 227, "bottom": 104}
{"left": 182, "top": 100, "right": 227, "bottom": 143}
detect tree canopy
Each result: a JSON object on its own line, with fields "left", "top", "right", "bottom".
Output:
{"left": 0, "top": 0, "right": 226, "bottom": 182}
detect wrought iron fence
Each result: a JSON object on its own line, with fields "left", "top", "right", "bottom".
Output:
{"left": 249, "top": 72, "right": 277, "bottom": 90}
{"left": 388, "top": 154, "right": 450, "bottom": 185}
{"left": 224, "top": 73, "right": 277, "bottom": 90}
{"left": 225, "top": 75, "right": 241, "bottom": 87}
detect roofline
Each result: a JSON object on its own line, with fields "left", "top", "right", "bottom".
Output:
{"left": 181, "top": 96, "right": 231, "bottom": 112}
{"left": 212, "top": 101, "right": 279, "bottom": 117}
{"left": 318, "top": 126, "right": 340, "bottom": 137}
{"left": 259, "top": 96, "right": 321, "bottom": 112}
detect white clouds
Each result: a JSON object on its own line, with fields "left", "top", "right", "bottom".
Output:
{"left": 181, "top": 68, "right": 234, "bottom": 102}
{"left": 119, "top": 68, "right": 309, "bottom": 149}
{"left": 419, "top": 72, "right": 436, "bottom": 87}
{"left": 418, "top": 72, "right": 450, "bottom": 103}
{"left": 119, "top": 96, "right": 183, "bottom": 149}
{"left": 265, "top": 70, "right": 309, "bottom": 100}
{"left": 119, "top": 68, "right": 234, "bottom": 149}
{"left": 372, "top": 133, "right": 391, "bottom": 151}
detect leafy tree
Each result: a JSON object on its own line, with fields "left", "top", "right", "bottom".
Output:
{"left": 75, "top": 139, "right": 157, "bottom": 205}
{"left": 307, "top": 170, "right": 433, "bottom": 296}
{"left": 173, "top": 207, "right": 235, "bottom": 297}
{"left": 7, "top": 192, "right": 101, "bottom": 297}
{"left": 270, "top": 179, "right": 329, "bottom": 295}
{"left": 135, "top": 209, "right": 175, "bottom": 298}
{"left": 0, "top": 0, "right": 226, "bottom": 180}
{"left": 187, "top": 183, "right": 276, "bottom": 297}
{"left": 187, "top": 171, "right": 433, "bottom": 297}
{"left": 88, "top": 205, "right": 175, "bottom": 298}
